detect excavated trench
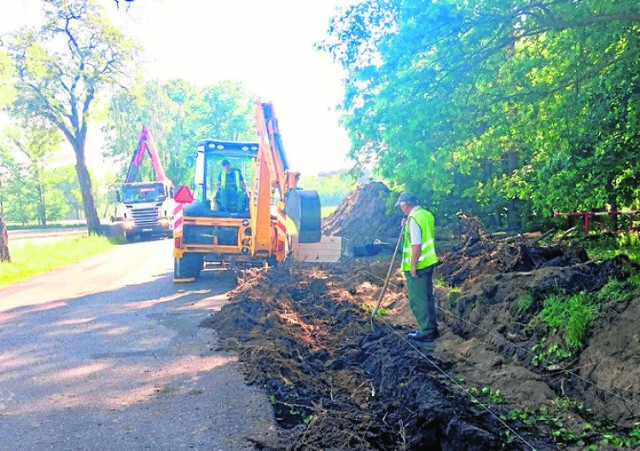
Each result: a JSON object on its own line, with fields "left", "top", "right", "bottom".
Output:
{"left": 202, "top": 265, "right": 547, "bottom": 450}
{"left": 200, "top": 186, "right": 639, "bottom": 449}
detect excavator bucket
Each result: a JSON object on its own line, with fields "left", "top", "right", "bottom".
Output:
{"left": 285, "top": 189, "right": 321, "bottom": 243}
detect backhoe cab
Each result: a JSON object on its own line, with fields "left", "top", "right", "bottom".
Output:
{"left": 172, "top": 101, "right": 321, "bottom": 281}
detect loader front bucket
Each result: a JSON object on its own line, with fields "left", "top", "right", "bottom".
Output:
{"left": 285, "top": 189, "right": 321, "bottom": 243}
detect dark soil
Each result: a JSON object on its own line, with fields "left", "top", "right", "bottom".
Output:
{"left": 202, "top": 265, "right": 548, "bottom": 450}
{"left": 202, "top": 210, "right": 640, "bottom": 450}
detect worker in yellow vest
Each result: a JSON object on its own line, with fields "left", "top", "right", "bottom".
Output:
{"left": 216, "top": 159, "right": 246, "bottom": 212}
{"left": 396, "top": 192, "right": 439, "bottom": 342}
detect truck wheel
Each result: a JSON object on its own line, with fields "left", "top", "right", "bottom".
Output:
{"left": 174, "top": 253, "right": 203, "bottom": 282}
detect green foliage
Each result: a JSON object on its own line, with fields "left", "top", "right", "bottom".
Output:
{"left": 599, "top": 424, "right": 640, "bottom": 448}
{"left": 0, "top": 50, "right": 16, "bottom": 106}
{"left": 541, "top": 293, "right": 596, "bottom": 351}
{"left": 582, "top": 233, "right": 640, "bottom": 266}
{"left": 6, "top": 0, "right": 138, "bottom": 231}
{"left": 361, "top": 304, "right": 390, "bottom": 317}
{"left": 515, "top": 290, "right": 534, "bottom": 317}
{"left": 103, "top": 79, "right": 256, "bottom": 186}
{"left": 1, "top": 119, "right": 64, "bottom": 225}
{"left": 597, "top": 277, "right": 640, "bottom": 304}
{"left": 323, "top": 0, "right": 640, "bottom": 229}
{"left": 531, "top": 340, "right": 572, "bottom": 367}
{"left": 466, "top": 385, "right": 506, "bottom": 405}
{"left": 503, "top": 406, "right": 579, "bottom": 444}
{"left": 299, "top": 172, "right": 356, "bottom": 207}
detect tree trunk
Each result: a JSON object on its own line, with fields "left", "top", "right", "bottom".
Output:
{"left": 0, "top": 177, "right": 4, "bottom": 217}
{"left": 0, "top": 214, "right": 10, "bottom": 263}
{"left": 610, "top": 198, "right": 619, "bottom": 233}
{"left": 505, "top": 150, "right": 522, "bottom": 231}
{"left": 73, "top": 140, "right": 101, "bottom": 234}
{"left": 36, "top": 167, "right": 47, "bottom": 227}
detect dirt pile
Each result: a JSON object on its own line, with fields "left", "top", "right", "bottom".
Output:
{"left": 322, "top": 182, "right": 402, "bottom": 248}
{"left": 437, "top": 216, "right": 632, "bottom": 295}
{"left": 431, "top": 217, "right": 640, "bottom": 436}
{"left": 202, "top": 264, "right": 543, "bottom": 450}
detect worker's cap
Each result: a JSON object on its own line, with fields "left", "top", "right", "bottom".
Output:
{"left": 221, "top": 159, "right": 231, "bottom": 167}
{"left": 395, "top": 192, "right": 418, "bottom": 207}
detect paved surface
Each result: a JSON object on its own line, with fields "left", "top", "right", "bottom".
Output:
{"left": 0, "top": 239, "right": 276, "bottom": 450}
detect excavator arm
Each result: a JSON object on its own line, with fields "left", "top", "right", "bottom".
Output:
{"left": 125, "top": 126, "right": 167, "bottom": 183}
{"left": 252, "top": 101, "right": 321, "bottom": 248}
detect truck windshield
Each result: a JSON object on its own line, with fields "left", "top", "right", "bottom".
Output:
{"left": 122, "top": 184, "right": 165, "bottom": 203}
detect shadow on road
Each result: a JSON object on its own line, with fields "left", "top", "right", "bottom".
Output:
{"left": 0, "top": 268, "right": 274, "bottom": 449}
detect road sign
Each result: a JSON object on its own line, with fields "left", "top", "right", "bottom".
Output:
{"left": 173, "top": 186, "right": 194, "bottom": 204}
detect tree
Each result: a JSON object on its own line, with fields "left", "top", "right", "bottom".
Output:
{"left": 47, "top": 164, "right": 84, "bottom": 220}
{"left": 2, "top": 120, "right": 63, "bottom": 226}
{"left": 104, "top": 79, "right": 256, "bottom": 186}
{"left": 323, "top": 0, "right": 640, "bottom": 230}
{"left": 0, "top": 153, "right": 12, "bottom": 262}
{"left": 8, "top": 0, "right": 137, "bottom": 233}
{"left": 0, "top": 50, "right": 15, "bottom": 262}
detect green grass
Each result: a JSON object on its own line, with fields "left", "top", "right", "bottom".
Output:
{"left": 597, "top": 276, "right": 640, "bottom": 303}
{"left": 0, "top": 235, "right": 115, "bottom": 288}
{"left": 515, "top": 290, "right": 535, "bottom": 316}
{"left": 541, "top": 292, "right": 596, "bottom": 351}
{"left": 582, "top": 231, "right": 640, "bottom": 265}
{"left": 321, "top": 206, "right": 338, "bottom": 218}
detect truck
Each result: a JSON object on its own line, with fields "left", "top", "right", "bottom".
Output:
{"left": 112, "top": 127, "right": 175, "bottom": 242}
{"left": 172, "top": 101, "right": 322, "bottom": 281}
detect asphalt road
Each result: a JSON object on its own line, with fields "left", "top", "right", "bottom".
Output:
{"left": 0, "top": 239, "right": 276, "bottom": 450}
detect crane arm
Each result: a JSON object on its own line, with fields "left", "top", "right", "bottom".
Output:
{"left": 124, "top": 127, "right": 167, "bottom": 183}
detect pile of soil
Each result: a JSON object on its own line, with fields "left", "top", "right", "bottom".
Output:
{"left": 322, "top": 182, "right": 402, "bottom": 248}
{"left": 202, "top": 264, "right": 546, "bottom": 450}
{"left": 437, "top": 215, "right": 633, "bottom": 295}
{"left": 430, "top": 218, "right": 640, "bottom": 433}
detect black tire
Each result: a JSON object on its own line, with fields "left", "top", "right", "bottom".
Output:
{"left": 174, "top": 253, "right": 203, "bottom": 280}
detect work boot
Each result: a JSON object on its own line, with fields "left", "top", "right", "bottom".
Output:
{"left": 408, "top": 330, "right": 439, "bottom": 342}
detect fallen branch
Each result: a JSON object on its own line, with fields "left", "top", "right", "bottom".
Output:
{"left": 530, "top": 228, "right": 556, "bottom": 246}
{"left": 558, "top": 226, "right": 577, "bottom": 245}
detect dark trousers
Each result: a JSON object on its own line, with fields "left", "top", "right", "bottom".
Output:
{"left": 404, "top": 265, "right": 438, "bottom": 335}
{"left": 219, "top": 189, "right": 245, "bottom": 212}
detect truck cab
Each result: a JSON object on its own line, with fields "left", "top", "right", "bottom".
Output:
{"left": 117, "top": 181, "right": 174, "bottom": 242}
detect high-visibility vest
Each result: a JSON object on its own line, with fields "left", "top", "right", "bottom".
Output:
{"left": 220, "top": 169, "right": 242, "bottom": 192}
{"left": 401, "top": 207, "right": 438, "bottom": 271}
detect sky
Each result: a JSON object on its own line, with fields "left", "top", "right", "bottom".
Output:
{"left": 0, "top": 0, "right": 355, "bottom": 176}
